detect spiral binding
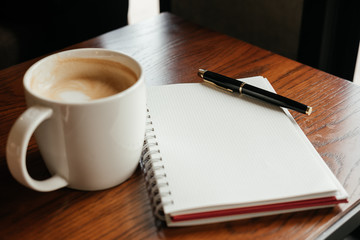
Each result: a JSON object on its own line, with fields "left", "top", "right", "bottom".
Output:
{"left": 140, "top": 109, "right": 173, "bottom": 221}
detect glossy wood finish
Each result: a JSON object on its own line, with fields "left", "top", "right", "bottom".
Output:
{"left": 1, "top": 13, "right": 360, "bottom": 239}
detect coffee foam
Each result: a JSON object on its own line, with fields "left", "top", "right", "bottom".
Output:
{"left": 30, "top": 57, "right": 138, "bottom": 102}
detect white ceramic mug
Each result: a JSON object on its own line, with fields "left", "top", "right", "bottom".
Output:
{"left": 6, "top": 48, "right": 146, "bottom": 191}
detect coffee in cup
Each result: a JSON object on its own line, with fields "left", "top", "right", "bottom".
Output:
{"left": 30, "top": 58, "right": 138, "bottom": 102}
{"left": 6, "top": 48, "right": 146, "bottom": 192}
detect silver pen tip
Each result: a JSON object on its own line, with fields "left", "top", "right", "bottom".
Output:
{"left": 198, "top": 69, "right": 207, "bottom": 78}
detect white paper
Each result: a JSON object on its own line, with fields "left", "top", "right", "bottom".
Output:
{"left": 145, "top": 77, "right": 347, "bottom": 226}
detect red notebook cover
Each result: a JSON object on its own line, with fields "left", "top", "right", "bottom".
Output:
{"left": 171, "top": 197, "right": 348, "bottom": 222}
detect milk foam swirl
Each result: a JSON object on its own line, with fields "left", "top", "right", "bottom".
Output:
{"left": 30, "top": 58, "right": 137, "bottom": 102}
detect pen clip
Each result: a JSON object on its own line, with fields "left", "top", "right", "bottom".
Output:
{"left": 203, "top": 79, "right": 234, "bottom": 93}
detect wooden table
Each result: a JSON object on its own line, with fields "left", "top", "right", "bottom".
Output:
{"left": 1, "top": 13, "right": 360, "bottom": 240}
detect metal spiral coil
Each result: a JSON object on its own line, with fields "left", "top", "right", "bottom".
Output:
{"left": 140, "top": 109, "right": 173, "bottom": 220}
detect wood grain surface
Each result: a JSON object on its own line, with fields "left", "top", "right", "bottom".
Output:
{"left": 1, "top": 13, "right": 360, "bottom": 240}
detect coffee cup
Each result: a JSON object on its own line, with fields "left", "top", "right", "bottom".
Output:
{"left": 6, "top": 48, "right": 146, "bottom": 191}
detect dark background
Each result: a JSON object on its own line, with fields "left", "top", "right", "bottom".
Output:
{"left": 0, "top": 0, "right": 359, "bottom": 81}
{"left": 161, "top": 0, "right": 359, "bottom": 81}
{"left": 0, "top": 0, "right": 128, "bottom": 69}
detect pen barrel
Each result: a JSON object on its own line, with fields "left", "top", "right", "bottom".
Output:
{"left": 201, "top": 70, "right": 311, "bottom": 115}
{"left": 242, "top": 85, "right": 309, "bottom": 114}
{"left": 203, "top": 71, "right": 241, "bottom": 92}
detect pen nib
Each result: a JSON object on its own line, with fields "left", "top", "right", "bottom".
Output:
{"left": 198, "top": 69, "right": 207, "bottom": 78}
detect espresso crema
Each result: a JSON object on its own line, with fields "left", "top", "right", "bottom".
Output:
{"left": 30, "top": 58, "right": 138, "bottom": 102}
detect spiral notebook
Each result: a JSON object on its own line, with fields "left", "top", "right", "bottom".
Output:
{"left": 141, "top": 77, "right": 348, "bottom": 227}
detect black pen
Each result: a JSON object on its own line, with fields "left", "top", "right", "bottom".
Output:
{"left": 198, "top": 69, "right": 312, "bottom": 115}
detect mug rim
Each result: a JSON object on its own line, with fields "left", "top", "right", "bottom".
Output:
{"left": 23, "top": 48, "right": 144, "bottom": 106}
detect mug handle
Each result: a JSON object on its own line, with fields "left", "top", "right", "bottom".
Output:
{"left": 6, "top": 105, "right": 68, "bottom": 192}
